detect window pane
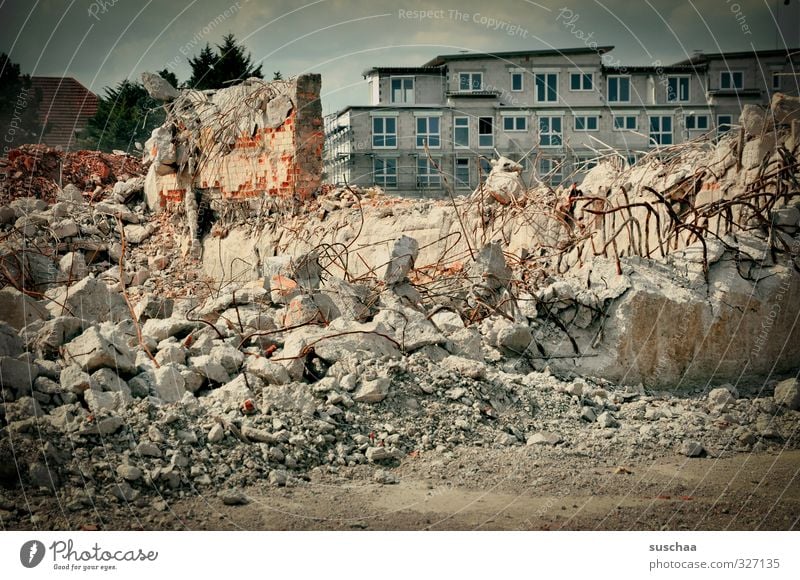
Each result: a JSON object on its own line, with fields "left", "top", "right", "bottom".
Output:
{"left": 417, "top": 118, "right": 425, "bottom": 133}
{"left": 430, "top": 118, "right": 439, "bottom": 133}
{"left": 536, "top": 75, "right": 545, "bottom": 100}
{"left": 512, "top": 73, "right": 522, "bottom": 91}
{"left": 609, "top": 78, "right": 618, "bottom": 101}
{"left": 614, "top": 116, "right": 622, "bottom": 129}
{"left": 504, "top": 117, "right": 513, "bottom": 131}
{"left": 620, "top": 78, "right": 629, "bottom": 101}
{"left": 650, "top": 117, "right": 659, "bottom": 132}
{"left": 583, "top": 74, "right": 592, "bottom": 89}
{"left": 588, "top": 117, "right": 597, "bottom": 130}
{"left": 547, "top": 74, "right": 557, "bottom": 101}
{"left": 576, "top": 117, "right": 585, "bottom": 130}
{"left": 570, "top": 73, "right": 580, "bottom": 90}
{"left": 386, "top": 118, "right": 395, "bottom": 132}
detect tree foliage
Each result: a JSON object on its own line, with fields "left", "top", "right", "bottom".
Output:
{"left": 0, "top": 53, "right": 43, "bottom": 152}
{"left": 188, "top": 33, "right": 263, "bottom": 90}
{"left": 78, "top": 80, "right": 164, "bottom": 153}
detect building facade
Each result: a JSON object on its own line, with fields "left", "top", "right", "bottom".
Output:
{"left": 323, "top": 47, "right": 799, "bottom": 194}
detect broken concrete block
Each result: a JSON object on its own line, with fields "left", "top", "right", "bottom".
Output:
{"left": 85, "top": 389, "right": 131, "bottom": 413}
{"left": 141, "top": 317, "right": 197, "bottom": 342}
{"left": 707, "top": 385, "right": 738, "bottom": 410}
{"left": 0, "top": 356, "right": 39, "bottom": 391}
{"left": 470, "top": 242, "right": 512, "bottom": 293}
{"left": 58, "top": 184, "right": 84, "bottom": 203}
{"left": 123, "top": 224, "right": 154, "bottom": 244}
{"left": 188, "top": 355, "right": 231, "bottom": 384}
{"left": 46, "top": 276, "right": 128, "bottom": 324}
{"left": 246, "top": 356, "right": 291, "bottom": 385}
{"left": 208, "top": 343, "right": 244, "bottom": 375}
{"left": 141, "top": 71, "right": 179, "bottom": 101}
{"left": 134, "top": 295, "right": 174, "bottom": 322}
{"left": 291, "top": 250, "right": 322, "bottom": 290}
{"left": 151, "top": 364, "right": 186, "bottom": 403}
{"left": 283, "top": 294, "right": 327, "bottom": 326}
{"left": 353, "top": 377, "right": 391, "bottom": 403}
{"left": 262, "top": 382, "right": 316, "bottom": 415}
{"left": 60, "top": 365, "right": 93, "bottom": 394}
{"left": 63, "top": 325, "right": 137, "bottom": 374}
{"left": 91, "top": 368, "right": 131, "bottom": 395}
{"left": 59, "top": 251, "right": 88, "bottom": 284}
{"left": 771, "top": 92, "right": 800, "bottom": 126}
{"left": 774, "top": 377, "right": 800, "bottom": 410}
{"left": 27, "top": 316, "right": 84, "bottom": 356}
{"left": 0, "top": 287, "right": 49, "bottom": 330}
{"left": 0, "top": 322, "right": 24, "bottom": 357}
{"left": 739, "top": 104, "right": 768, "bottom": 136}
{"left": 206, "top": 373, "right": 259, "bottom": 411}
{"left": 320, "top": 277, "right": 371, "bottom": 321}
{"left": 384, "top": 235, "right": 419, "bottom": 285}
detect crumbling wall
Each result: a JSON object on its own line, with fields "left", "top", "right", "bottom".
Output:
{"left": 143, "top": 74, "right": 323, "bottom": 210}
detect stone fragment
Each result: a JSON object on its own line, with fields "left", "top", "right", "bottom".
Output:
{"left": 773, "top": 378, "right": 800, "bottom": 410}
{"left": 383, "top": 235, "right": 419, "bottom": 285}
{"left": 353, "top": 377, "right": 390, "bottom": 403}
{"left": 63, "top": 325, "right": 136, "bottom": 374}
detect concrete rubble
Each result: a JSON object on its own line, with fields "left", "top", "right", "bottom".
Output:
{"left": 0, "top": 85, "right": 798, "bottom": 527}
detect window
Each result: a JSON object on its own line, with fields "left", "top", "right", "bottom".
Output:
{"left": 685, "top": 114, "right": 709, "bottom": 130}
{"left": 539, "top": 157, "right": 564, "bottom": 185}
{"left": 479, "top": 158, "right": 492, "bottom": 183}
{"left": 538, "top": 116, "right": 562, "bottom": 147}
{"left": 417, "top": 157, "right": 441, "bottom": 188}
{"left": 416, "top": 116, "right": 440, "bottom": 148}
{"left": 574, "top": 115, "right": 598, "bottom": 131}
{"left": 511, "top": 72, "right": 523, "bottom": 92}
{"left": 373, "top": 158, "right": 397, "bottom": 188}
{"left": 455, "top": 158, "right": 471, "bottom": 188}
{"left": 535, "top": 73, "right": 558, "bottom": 102}
{"left": 503, "top": 116, "right": 527, "bottom": 131}
{"left": 772, "top": 71, "right": 781, "bottom": 90}
{"left": 717, "top": 114, "right": 733, "bottom": 135}
{"left": 459, "top": 72, "right": 482, "bottom": 91}
{"left": 454, "top": 116, "right": 469, "bottom": 148}
{"left": 390, "top": 77, "right": 414, "bottom": 104}
{"left": 372, "top": 117, "right": 397, "bottom": 148}
{"left": 627, "top": 154, "right": 637, "bottom": 167}
{"left": 613, "top": 115, "right": 637, "bottom": 131}
{"left": 720, "top": 71, "right": 743, "bottom": 90}
{"left": 608, "top": 75, "right": 630, "bottom": 103}
{"left": 667, "top": 76, "right": 690, "bottom": 102}
{"left": 649, "top": 115, "right": 672, "bottom": 146}
{"left": 478, "top": 117, "right": 494, "bottom": 148}
{"left": 570, "top": 72, "right": 593, "bottom": 91}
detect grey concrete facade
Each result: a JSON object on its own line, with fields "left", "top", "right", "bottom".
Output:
{"left": 323, "top": 47, "right": 799, "bottom": 194}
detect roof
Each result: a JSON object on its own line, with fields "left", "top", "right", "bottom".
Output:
{"left": 424, "top": 46, "right": 614, "bottom": 67}
{"left": 674, "top": 48, "right": 800, "bottom": 65}
{"left": 362, "top": 66, "right": 446, "bottom": 77}
{"left": 30, "top": 77, "right": 99, "bottom": 149}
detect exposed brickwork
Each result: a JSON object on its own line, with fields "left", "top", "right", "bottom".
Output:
{"left": 148, "top": 74, "right": 323, "bottom": 209}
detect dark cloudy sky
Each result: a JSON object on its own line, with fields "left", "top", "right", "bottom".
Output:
{"left": 1, "top": 0, "right": 798, "bottom": 113}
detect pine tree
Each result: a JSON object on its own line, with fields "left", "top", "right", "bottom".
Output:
{"left": 0, "top": 53, "right": 43, "bottom": 151}
{"left": 78, "top": 80, "right": 164, "bottom": 152}
{"left": 187, "top": 33, "right": 262, "bottom": 90}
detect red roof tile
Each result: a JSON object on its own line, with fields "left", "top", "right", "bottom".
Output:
{"left": 30, "top": 77, "right": 99, "bottom": 150}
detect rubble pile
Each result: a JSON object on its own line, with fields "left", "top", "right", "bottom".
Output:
{"left": 0, "top": 92, "right": 798, "bottom": 529}
{"left": 0, "top": 144, "right": 143, "bottom": 205}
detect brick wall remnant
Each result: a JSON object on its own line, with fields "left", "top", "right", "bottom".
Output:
{"left": 142, "top": 74, "right": 323, "bottom": 215}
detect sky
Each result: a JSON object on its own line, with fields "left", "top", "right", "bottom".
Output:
{"left": 1, "top": 0, "right": 799, "bottom": 114}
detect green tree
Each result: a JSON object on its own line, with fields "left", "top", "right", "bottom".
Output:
{"left": 187, "top": 33, "right": 263, "bottom": 90}
{"left": 0, "top": 53, "right": 43, "bottom": 151}
{"left": 78, "top": 80, "right": 164, "bottom": 152}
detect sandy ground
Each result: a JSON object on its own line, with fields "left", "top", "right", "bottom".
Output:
{"left": 8, "top": 447, "right": 798, "bottom": 531}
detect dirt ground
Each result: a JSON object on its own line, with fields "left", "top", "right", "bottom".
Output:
{"left": 8, "top": 447, "right": 798, "bottom": 531}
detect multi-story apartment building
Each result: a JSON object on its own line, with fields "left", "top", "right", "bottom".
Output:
{"left": 323, "top": 46, "right": 799, "bottom": 194}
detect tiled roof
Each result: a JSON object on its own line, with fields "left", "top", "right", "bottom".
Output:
{"left": 30, "top": 77, "right": 99, "bottom": 150}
